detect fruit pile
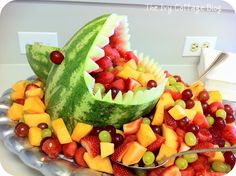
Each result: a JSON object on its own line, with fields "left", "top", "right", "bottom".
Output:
{"left": 7, "top": 72, "right": 236, "bottom": 176}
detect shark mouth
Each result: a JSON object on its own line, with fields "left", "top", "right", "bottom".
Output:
{"left": 83, "top": 14, "right": 167, "bottom": 105}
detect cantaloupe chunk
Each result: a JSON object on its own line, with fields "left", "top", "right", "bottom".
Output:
{"left": 7, "top": 103, "right": 24, "bottom": 121}
{"left": 71, "top": 123, "right": 93, "bottom": 142}
{"left": 12, "top": 80, "right": 29, "bottom": 92}
{"left": 117, "top": 66, "right": 140, "bottom": 80}
{"left": 25, "top": 88, "right": 44, "bottom": 99}
{"left": 152, "top": 100, "right": 165, "bottom": 126}
{"left": 10, "top": 90, "right": 25, "bottom": 101}
{"left": 84, "top": 152, "right": 113, "bottom": 174}
{"left": 23, "top": 97, "right": 45, "bottom": 114}
{"left": 156, "top": 144, "right": 177, "bottom": 167}
{"left": 52, "top": 118, "right": 72, "bottom": 144}
{"left": 28, "top": 127, "right": 42, "bottom": 146}
{"left": 24, "top": 113, "right": 50, "bottom": 127}
{"left": 138, "top": 73, "right": 156, "bottom": 87}
{"left": 34, "top": 81, "right": 43, "bottom": 88}
{"left": 162, "top": 124, "right": 178, "bottom": 149}
{"left": 137, "top": 124, "right": 156, "bottom": 147}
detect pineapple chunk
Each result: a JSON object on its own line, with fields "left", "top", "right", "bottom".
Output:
{"left": 7, "top": 103, "right": 24, "bottom": 121}
{"left": 24, "top": 113, "right": 50, "bottom": 127}
{"left": 71, "top": 123, "right": 93, "bottom": 142}
{"left": 28, "top": 127, "right": 42, "bottom": 146}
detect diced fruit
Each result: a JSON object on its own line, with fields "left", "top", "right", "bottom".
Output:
{"left": 37, "top": 123, "right": 49, "bottom": 129}
{"left": 96, "top": 56, "right": 112, "bottom": 70}
{"left": 191, "top": 101, "right": 203, "bottom": 114}
{"left": 83, "top": 152, "right": 113, "bottom": 174}
{"left": 208, "top": 91, "right": 222, "bottom": 104}
{"left": 212, "top": 161, "right": 230, "bottom": 173}
{"left": 226, "top": 114, "right": 235, "bottom": 123}
{"left": 81, "top": 136, "right": 100, "bottom": 158}
{"left": 24, "top": 113, "right": 50, "bottom": 127}
{"left": 109, "top": 79, "right": 125, "bottom": 92}
{"left": 100, "top": 142, "right": 114, "bottom": 158}
{"left": 142, "top": 117, "right": 151, "bottom": 125}
{"left": 175, "top": 157, "right": 188, "bottom": 170}
{"left": 123, "top": 117, "right": 142, "bottom": 135}
{"left": 215, "top": 109, "right": 227, "bottom": 119}
{"left": 104, "top": 125, "right": 116, "bottom": 136}
{"left": 173, "top": 82, "right": 185, "bottom": 92}
{"left": 62, "top": 141, "right": 78, "bottom": 158}
{"left": 25, "top": 88, "right": 44, "bottom": 99}
{"left": 184, "top": 132, "right": 197, "bottom": 147}
{"left": 12, "top": 80, "right": 29, "bottom": 92}
{"left": 168, "top": 105, "right": 187, "bottom": 120}
{"left": 178, "top": 142, "right": 190, "bottom": 152}
{"left": 71, "top": 123, "right": 93, "bottom": 142}
{"left": 112, "top": 58, "right": 126, "bottom": 67}
{"left": 41, "top": 129, "right": 52, "bottom": 138}
{"left": 197, "top": 90, "right": 210, "bottom": 102}
{"left": 224, "top": 104, "right": 234, "bottom": 115}
{"left": 8, "top": 103, "right": 24, "bottom": 121}
{"left": 182, "top": 89, "right": 193, "bottom": 101}
{"left": 28, "top": 127, "right": 42, "bottom": 146}
{"left": 123, "top": 51, "right": 138, "bottom": 64}
{"left": 190, "top": 81, "right": 205, "bottom": 96}
{"left": 117, "top": 66, "right": 140, "bottom": 80}
{"left": 41, "top": 137, "right": 62, "bottom": 159}
{"left": 156, "top": 144, "right": 177, "bottom": 167}
{"left": 151, "top": 100, "right": 164, "bottom": 126}
{"left": 15, "top": 122, "right": 29, "bottom": 138}
{"left": 23, "top": 97, "right": 45, "bottom": 114}
{"left": 122, "top": 141, "right": 147, "bottom": 165}
{"left": 126, "top": 78, "right": 141, "bottom": 91}
{"left": 224, "top": 151, "right": 235, "bottom": 168}
{"left": 180, "top": 166, "right": 195, "bottom": 176}
{"left": 11, "top": 91, "right": 25, "bottom": 101}
{"left": 137, "top": 124, "right": 157, "bottom": 147}
{"left": 191, "top": 155, "right": 210, "bottom": 172}
{"left": 103, "top": 45, "right": 120, "bottom": 61}
{"left": 209, "top": 102, "right": 224, "bottom": 115}
{"left": 151, "top": 125, "right": 162, "bottom": 135}
{"left": 162, "top": 124, "right": 178, "bottom": 149}
{"left": 96, "top": 71, "right": 115, "bottom": 84}
{"left": 206, "top": 116, "right": 215, "bottom": 126}
{"left": 147, "top": 80, "right": 157, "bottom": 89}
{"left": 50, "top": 50, "right": 64, "bottom": 65}
{"left": 113, "top": 162, "right": 133, "bottom": 176}
{"left": 15, "top": 98, "right": 25, "bottom": 105}
{"left": 197, "top": 129, "right": 212, "bottom": 142}
{"left": 175, "top": 99, "right": 186, "bottom": 109}
{"left": 160, "top": 92, "right": 175, "bottom": 109}
{"left": 111, "top": 142, "right": 132, "bottom": 162}
{"left": 124, "top": 59, "right": 137, "bottom": 69}
{"left": 185, "top": 109, "right": 197, "bottom": 121}
{"left": 51, "top": 118, "right": 72, "bottom": 144}
{"left": 183, "top": 153, "right": 198, "bottom": 163}
{"left": 162, "top": 166, "right": 181, "bottom": 176}
{"left": 192, "top": 142, "right": 215, "bottom": 157}
{"left": 193, "top": 113, "right": 209, "bottom": 129}
{"left": 142, "top": 151, "right": 155, "bottom": 165}
{"left": 214, "top": 117, "right": 226, "bottom": 129}
{"left": 147, "top": 134, "right": 165, "bottom": 152}
{"left": 185, "top": 99, "right": 195, "bottom": 109}
{"left": 208, "top": 148, "right": 225, "bottom": 163}
{"left": 164, "top": 110, "right": 178, "bottom": 129}
{"left": 138, "top": 73, "right": 155, "bottom": 87}
{"left": 25, "top": 83, "right": 40, "bottom": 92}
{"left": 98, "top": 130, "right": 112, "bottom": 143}
{"left": 165, "top": 89, "right": 182, "bottom": 101}
{"left": 74, "top": 147, "right": 88, "bottom": 167}
{"left": 221, "top": 125, "right": 236, "bottom": 144}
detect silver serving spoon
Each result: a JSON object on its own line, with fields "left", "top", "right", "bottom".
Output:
{"left": 116, "top": 146, "right": 236, "bottom": 170}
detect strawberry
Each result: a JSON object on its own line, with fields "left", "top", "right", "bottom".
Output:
{"left": 15, "top": 98, "right": 25, "bottom": 105}
{"left": 74, "top": 147, "right": 88, "bottom": 167}
{"left": 221, "top": 125, "right": 236, "bottom": 144}
{"left": 103, "top": 45, "right": 120, "bottom": 60}
{"left": 96, "top": 56, "right": 112, "bottom": 70}
{"left": 108, "top": 79, "right": 125, "bottom": 92}
{"left": 80, "top": 136, "right": 100, "bottom": 158}
{"left": 147, "top": 167, "right": 165, "bottom": 176}
{"left": 165, "top": 89, "right": 182, "bottom": 101}
{"left": 96, "top": 71, "right": 115, "bottom": 84}
{"left": 123, "top": 117, "right": 143, "bottom": 135}
{"left": 112, "top": 58, "right": 126, "bottom": 67}
{"left": 126, "top": 78, "right": 141, "bottom": 91}
{"left": 180, "top": 166, "right": 194, "bottom": 176}
{"left": 123, "top": 51, "right": 138, "bottom": 64}
{"left": 62, "top": 141, "right": 78, "bottom": 158}
{"left": 113, "top": 162, "right": 133, "bottom": 176}
{"left": 197, "top": 129, "right": 212, "bottom": 142}
{"left": 191, "top": 155, "right": 210, "bottom": 172}
{"left": 164, "top": 110, "right": 177, "bottom": 129}
{"left": 209, "top": 102, "right": 224, "bottom": 116}
{"left": 123, "top": 134, "right": 137, "bottom": 145}
{"left": 147, "top": 134, "right": 165, "bottom": 152}
{"left": 161, "top": 165, "right": 181, "bottom": 176}
{"left": 25, "top": 83, "right": 39, "bottom": 92}
{"left": 176, "top": 128, "right": 185, "bottom": 144}
{"left": 192, "top": 142, "right": 215, "bottom": 157}
{"left": 193, "top": 113, "right": 209, "bottom": 129}
{"left": 111, "top": 142, "right": 132, "bottom": 162}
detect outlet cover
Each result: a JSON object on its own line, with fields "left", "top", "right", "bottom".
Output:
{"left": 183, "top": 36, "right": 217, "bottom": 56}
{"left": 18, "top": 32, "right": 58, "bottom": 54}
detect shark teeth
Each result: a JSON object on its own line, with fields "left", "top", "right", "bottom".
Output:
{"left": 85, "top": 59, "right": 99, "bottom": 73}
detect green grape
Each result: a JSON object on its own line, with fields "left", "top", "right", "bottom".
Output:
{"left": 212, "top": 161, "right": 229, "bottom": 173}
{"left": 137, "top": 65, "right": 145, "bottom": 72}
{"left": 135, "top": 169, "right": 147, "bottom": 176}
{"left": 225, "top": 164, "right": 231, "bottom": 173}
{"left": 166, "top": 85, "right": 178, "bottom": 92}
{"left": 175, "top": 157, "right": 188, "bottom": 170}
{"left": 94, "top": 83, "right": 105, "bottom": 94}
{"left": 184, "top": 132, "right": 197, "bottom": 146}
{"left": 173, "top": 82, "right": 185, "bottom": 92}
{"left": 216, "top": 109, "right": 227, "bottom": 119}
{"left": 142, "top": 118, "right": 151, "bottom": 125}
{"left": 183, "top": 153, "right": 198, "bottom": 163}
{"left": 175, "top": 99, "right": 186, "bottom": 109}
{"left": 144, "top": 163, "right": 155, "bottom": 168}
{"left": 142, "top": 151, "right": 155, "bottom": 165}
{"left": 168, "top": 76, "right": 176, "bottom": 85}
{"left": 206, "top": 116, "right": 215, "bottom": 126}
{"left": 98, "top": 130, "right": 112, "bottom": 142}
{"left": 41, "top": 128, "right": 52, "bottom": 138}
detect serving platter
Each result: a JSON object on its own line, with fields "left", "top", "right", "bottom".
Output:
{"left": 0, "top": 76, "right": 110, "bottom": 176}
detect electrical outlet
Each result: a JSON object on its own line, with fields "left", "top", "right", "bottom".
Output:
{"left": 183, "top": 36, "right": 217, "bottom": 56}
{"left": 18, "top": 32, "right": 58, "bottom": 54}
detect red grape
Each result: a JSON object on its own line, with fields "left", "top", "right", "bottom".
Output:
{"left": 41, "top": 137, "right": 62, "bottom": 159}
{"left": 174, "top": 75, "right": 182, "bottom": 82}
{"left": 50, "top": 50, "right": 64, "bottom": 65}
{"left": 37, "top": 123, "right": 48, "bottom": 130}
{"left": 104, "top": 125, "right": 116, "bottom": 136}
{"left": 224, "top": 151, "right": 236, "bottom": 168}
{"left": 224, "top": 104, "right": 234, "bottom": 115}
{"left": 201, "top": 102, "right": 209, "bottom": 115}
{"left": 111, "top": 88, "right": 120, "bottom": 99}
{"left": 151, "top": 125, "right": 162, "bottom": 135}
{"left": 182, "top": 89, "right": 193, "bottom": 101}
{"left": 185, "top": 99, "right": 195, "bottom": 109}
{"left": 187, "top": 124, "right": 200, "bottom": 135}
{"left": 112, "top": 133, "right": 124, "bottom": 147}
{"left": 214, "top": 117, "right": 226, "bottom": 129}
{"left": 226, "top": 114, "right": 235, "bottom": 123}
{"left": 197, "top": 90, "right": 210, "bottom": 102}
{"left": 147, "top": 80, "right": 157, "bottom": 88}
{"left": 217, "top": 139, "right": 225, "bottom": 147}
{"left": 15, "top": 122, "right": 29, "bottom": 138}
{"left": 178, "top": 117, "right": 189, "bottom": 128}
{"left": 90, "top": 126, "right": 103, "bottom": 136}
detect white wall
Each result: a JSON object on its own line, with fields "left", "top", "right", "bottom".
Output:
{"left": 0, "top": 0, "right": 236, "bottom": 93}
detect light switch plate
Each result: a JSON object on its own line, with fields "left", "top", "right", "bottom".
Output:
{"left": 183, "top": 36, "right": 217, "bottom": 56}
{"left": 18, "top": 32, "right": 58, "bottom": 54}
